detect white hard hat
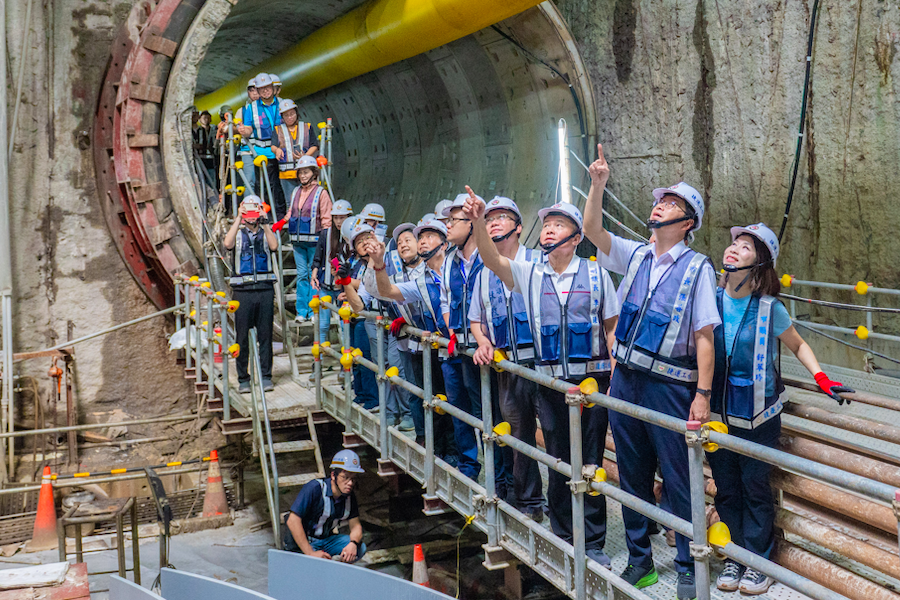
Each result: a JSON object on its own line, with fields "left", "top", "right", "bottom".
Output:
{"left": 484, "top": 196, "right": 521, "bottom": 222}
{"left": 441, "top": 193, "right": 482, "bottom": 217}
{"left": 413, "top": 216, "right": 448, "bottom": 239}
{"left": 730, "top": 223, "right": 780, "bottom": 263}
{"left": 270, "top": 73, "right": 282, "bottom": 86}
{"left": 279, "top": 99, "right": 297, "bottom": 114}
{"left": 253, "top": 73, "right": 274, "bottom": 88}
{"left": 537, "top": 202, "right": 583, "bottom": 231}
{"left": 341, "top": 214, "right": 375, "bottom": 245}
{"left": 295, "top": 155, "right": 318, "bottom": 170}
{"left": 434, "top": 199, "right": 452, "bottom": 218}
{"left": 331, "top": 199, "right": 353, "bottom": 216}
{"left": 652, "top": 182, "right": 705, "bottom": 231}
{"left": 360, "top": 203, "right": 386, "bottom": 222}
{"left": 240, "top": 195, "right": 263, "bottom": 220}
{"left": 330, "top": 449, "right": 364, "bottom": 473}
{"left": 247, "top": 78, "right": 256, "bottom": 88}
{"left": 419, "top": 213, "right": 436, "bottom": 225}
{"left": 393, "top": 222, "right": 415, "bottom": 239}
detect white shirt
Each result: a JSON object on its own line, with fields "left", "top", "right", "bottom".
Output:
{"left": 596, "top": 233, "right": 721, "bottom": 331}
{"left": 440, "top": 247, "right": 480, "bottom": 317}
{"left": 392, "top": 266, "right": 442, "bottom": 306}
{"left": 507, "top": 254, "right": 621, "bottom": 321}
{"left": 468, "top": 245, "right": 531, "bottom": 324}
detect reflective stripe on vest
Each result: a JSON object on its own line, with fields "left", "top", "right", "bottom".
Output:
{"left": 442, "top": 248, "right": 482, "bottom": 346}
{"left": 312, "top": 479, "right": 351, "bottom": 538}
{"left": 249, "top": 100, "right": 278, "bottom": 147}
{"left": 230, "top": 229, "right": 277, "bottom": 285}
{"left": 753, "top": 297, "right": 774, "bottom": 419}
{"left": 658, "top": 253, "right": 709, "bottom": 357}
{"left": 289, "top": 186, "right": 322, "bottom": 243}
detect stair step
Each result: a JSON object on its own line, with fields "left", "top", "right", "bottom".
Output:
{"left": 272, "top": 440, "right": 317, "bottom": 453}
{"left": 282, "top": 269, "right": 297, "bottom": 276}
{"left": 278, "top": 473, "right": 321, "bottom": 488}
{"left": 222, "top": 417, "right": 253, "bottom": 435}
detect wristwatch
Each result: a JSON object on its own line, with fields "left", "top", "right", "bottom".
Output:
{"left": 696, "top": 388, "right": 712, "bottom": 398}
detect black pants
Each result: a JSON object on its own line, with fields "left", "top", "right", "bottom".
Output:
{"left": 255, "top": 160, "right": 287, "bottom": 220}
{"left": 498, "top": 370, "right": 544, "bottom": 511}
{"left": 408, "top": 352, "right": 456, "bottom": 460}
{"left": 534, "top": 375, "right": 610, "bottom": 550}
{"left": 233, "top": 286, "right": 274, "bottom": 383}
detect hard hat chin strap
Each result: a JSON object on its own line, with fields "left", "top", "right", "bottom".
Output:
{"left": 419, "top": 242, "right": 444, "bottom": 262}
{"left": 491, "top": 228, "right": 517, "bottom": 243}
{"left": 647, "top": 215, "right": 693, "bottom": 230}
{"left": 723, "top": 260, "right": 771, "bottom": 293}
{"left": 540, "top": 231, "right": 580, "bottom": 255}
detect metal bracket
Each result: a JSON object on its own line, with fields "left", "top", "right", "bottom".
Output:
{"left": 689, "top": 542, "right": 713, "bottom": 559}
{"left": 685, "top": 428, "right": 705, "bottom": 447}
{"left": 567, "top": 479, "right": 589, "bottom": 494}
{"left": 482, "top": 543, "right": 512, "bottom": 571}
{"left": 582, "top": 464, "right": 599, "bottom": 480}
{"left": 565, "top": 389, "right": 585, "bottom": 406}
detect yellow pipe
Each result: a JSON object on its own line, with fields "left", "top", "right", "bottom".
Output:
{"left": 196, "top": 0, "right": 543, "bottom": 113}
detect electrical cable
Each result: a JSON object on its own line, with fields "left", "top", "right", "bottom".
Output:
{"left": 777, "top": 0, "right": 821, "bottom": 242}
{"left": 792, "top": 321, "right": 900, "bottom": 365}
{"left": 780, "top": 293, "right": 900, "bottom": 314}
{"left": 572, "top": 186, "right": 648, "bottom": 242}
{"left": 569, "top": 150, "right": 646, "bottom": 228}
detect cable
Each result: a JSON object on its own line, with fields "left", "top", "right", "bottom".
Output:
{"left": 569, "top": 150, "right": 646, "bottom": 228}
{"left": 792, "top": 321, "right": 900, "bottom": 365}
{"left": 781, "top": 293, "right": 900, "bottom": 314}
{"left": 572, "top": 186, "right": 648, "bottom": 242}
{"left": 778, "top": 0, "right": 821, "bottom": 242}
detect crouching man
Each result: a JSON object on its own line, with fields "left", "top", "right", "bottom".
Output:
{"left": 283, "top": 450, "right": 366, "bottom": 563}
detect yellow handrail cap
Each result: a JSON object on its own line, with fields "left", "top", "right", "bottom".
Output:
{"left": 855, "top": 325, "right": 869, "bottom": 340}
{"left": 385, "top": 366, "right": 399, "bottom": 378}
{"left": 708, "top": 521, "right": 732, "bottom": 548}
{"left": 780, "top": 274, "right": 793, "bottom": 288}
{"left": 253, "top": 155, "right": 268, "bottom": 167}
{"left": 702, "top": 421, "right": 728, "bottom": 452}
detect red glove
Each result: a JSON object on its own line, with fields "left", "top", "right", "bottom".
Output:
{"left": 390, "top": 317, "right": 407, "bottom": 337}
{"left": 447, "top": 332, "right": 458, "bottom": 356}
{"left": 271, "top": 218, "right": 287, "bottom": 232}
{"left": 814, "top": 372, "right": 854, "bottom": 405}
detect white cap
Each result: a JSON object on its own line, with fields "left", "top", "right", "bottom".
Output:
{"left": 341, "top": 214, "right": 375, "bottom": 245}
{"left": 240, "top": 195, "right": 263, "bottom": 219}
{"left": 418, "top": 213, "right": 436, "bottom": 225}
{"left": 247, "top": 78, "right": 256, "bottom": 88}
{"left": 434, "top": 200, "right": 452, "bottom": 218}
{"left": 730, "top": 223, "right": 780, "bottom": 262}
{"left": 441, "top": 192, "right": 482, "bottom": 217}
{"left": 331, "top": 199, "right": 353, "bottom": 216}
{"left": 330, "top": 449, "right": 364, "bottom": 473}
{"left": 270, "top": 73, "right": 282, "bottom": 85}
{"left": 393, "top": 222, "right": 416, "bottom": 239}
{"left": 484, "top": 196, "right": 521, "bottom": 222}
{"left": 295, "top": 155, "right": 318, "bottom": 170}
{"left": 279, "top": 99, "right": 297, "bottom": 114}
{"left": 253, "top": 73, "right": 274, "bottom": 88}
{"left": 537, "top": 202, "right": 583, "bottom": 231}
{"left": 652, "top": 182, "right": 705, "bottom": 230}
{"left": 360, "top": 203, "right": 386, "bottom": 222}
{"left": 414, "top": 217, "right": 448, "bottom": 238}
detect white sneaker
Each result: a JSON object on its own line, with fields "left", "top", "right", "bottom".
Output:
{"left": 294, "top": 315, "right": 307, "bottom": 323}
{"left": 716, "top": 560, "right": 745, "bottom": 592}
{"left": 739, "top": 568, "right": 774, "bottom": 595}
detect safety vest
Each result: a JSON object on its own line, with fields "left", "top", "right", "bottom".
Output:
{"left": 248, "top": 99, "right": 280, "bottom": 148}
{"left": 311, "top": 479, "right": 352, "bottom": 538}
{"left": 524, "top": 258, "right": 610, "bottom": 379}
{"left": 237, "top": 105, "right": 251, "bottom": 156}
{"left": 391, "top": 260, "right": 426, "bottom": 353}
{"left": 442, "top": 248, "right": 483, "bottom": 347}
{"left": 711, "top": 290, "right": 785, "bottom": 429}
{"left": 288, "top": 186, "right": 323, "bottom": 244}
{"left": 277, "top": 123, "right": 311, "bottom": 176}
{"left": 612, "top": 245, "right": 711, "bottom": 384}
{"left": 480, "top": 246, "right": 541, "bottom": 363}
{"left": 230, "top": 228, "right": 277, "bottom": 286}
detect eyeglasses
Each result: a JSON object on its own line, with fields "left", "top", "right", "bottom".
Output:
{"left": 653, "top": 198, "right": 685, "bottom": 212}
{"left": 447, "top": 217, "right": 471, "bottom": 226}
{"left": 485, "top": 214, "right": 516, "bottom": 225}
{"left": 337, "top": 472, "right": 359, "bottom": 484}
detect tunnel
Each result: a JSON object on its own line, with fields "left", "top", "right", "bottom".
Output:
{"left": 94, "top": 0, "right": 603, "bottom": 308}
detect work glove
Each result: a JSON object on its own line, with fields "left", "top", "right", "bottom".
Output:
{"left": 271, "top": 218, "right": 287, "bottom": 233}
{"left": 814, "top": 372, "right": 854, "bottom": 405}
{"left": 335, "top": 262, "right": 353, "bottom": 286}
{"left": 447, "top": 332, "right": 458, "bottom": 356}
{"left": 389, "top": 317, "right": 407, "bottom": 337}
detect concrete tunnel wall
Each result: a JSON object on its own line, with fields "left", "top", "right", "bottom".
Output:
{"left": 5, "top": 0, "right": 900, "bottom": 434}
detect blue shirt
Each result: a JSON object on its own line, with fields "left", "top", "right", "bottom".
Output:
{"left": 289, "top": 479, "right": 359, "bottom": 539}
{"left": 722, "top": 292, "right": 792, "bottom": 356}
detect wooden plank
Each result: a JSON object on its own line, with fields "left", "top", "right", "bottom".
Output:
{"left": 129, "top": 84, "right": 164, "bottom": 104}
{"left": 143, "top": 34, "right": 178, "bottom": 57}
{"left": 148, "top": 219, "right": 180, "bottom": 246}
{"left": 132, "top": 181, "right": 166, "bottom": 203}
{"left": 127, "top": 134, "right": 159, "bottom": 148}
{"left": 10, "top": 348, "right": 73, "bottom": 363}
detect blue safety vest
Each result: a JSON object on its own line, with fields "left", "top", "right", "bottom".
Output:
{"left": 230, "top": 228, "right": 277, "bottom": 286}
{"left": 412, "top": 268, "right": 449, "bottom": 342}
{"left": 310, "top": 479, "right": 352, "bottom": 538}
{"left": 711, "top": 289, "right": 785, "bottom": 429}
{"left": 288, "top": 186, "right": 323, "bottom": 244}
{"left": 479, "top": 246, "right": 541, "bottom": 363}
{"left": 390, "top": 260, "right": 426, "bottom": 353}
{"left": 442, "top": 248, "right": 483, "bottom": 346}
{"left": 612, "top": 245, "right": 711, "bottom": 384}
{"left": 248, "top": 99, "right": 281, "bottom": 150}
{"left": 523, "top": 258, "right": 610, "bottom": 379}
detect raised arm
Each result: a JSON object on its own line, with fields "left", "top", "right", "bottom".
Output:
{"left": 462, "top": 186, "right": 514, "bottom": 289}
{"left": 366, "top": 240, "right": 407, "bottom": 303}
{"left": 582, "top": 143, "right": 613, "bottom": 256}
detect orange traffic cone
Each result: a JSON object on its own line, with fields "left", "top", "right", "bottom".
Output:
{"left": 412, "top": 543, "right": 430, "bottom": 587}
{"left": 29, "top": 466, "right": 58, "bottom": 550}
{"left": 202, "top": 450, "right": 229, "bottom": 517}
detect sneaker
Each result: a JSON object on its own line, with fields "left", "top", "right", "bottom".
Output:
{"left": 739, "top": 568, "right": 774, "bottom": 595}
{"left": 262, "top": 378, "right": 275, "bottom": 392}
{"left": 620, "top": 564, "right": 657, "bottom": 589}
{"left": 676, "top": 570, "right": 695, "bottom": 600}
{"left": 238, "top": 381, "right": 250, "bottom": 394}
{"left": 528, "top": 508, "right": 544, "bottom": 524}
{"left": 398, "top": 417, "right": 415, "bottom": 431}
{"left": 295, "top": 315, "right": 307, "bottom": 323}
{"left": 716, "top": 560, "right": 745, "bottom": 592}
{"left": 586, "top": 548, "right": 611, "bottom": 568}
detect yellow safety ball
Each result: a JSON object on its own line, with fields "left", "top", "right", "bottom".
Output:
{"left": 338, "top": 303, "right": 352, "bottom": 321}
{"left": 228, "top": 343, "right": 240, "bottom": 358}
{"left": 433, "top": 394, "right": 448, "bottom": 415}
{"left": 189, "top": 310, "right": 196, "bottom": 318}
{"left": 855, "top": 326, "right": 869, "bottom": 340}
{"left": 492, "top": 349, "right": 507, "bottom": 372}
{"left": 189, "top": 275, "right": 200, "bottom": 283}
{"left": 708, "top": 521, "right": 732, "bottom": 548}
{"left": 227, "top": 300, "right": 240, "bottom": 313}
{"left": 224, "top": 185, "right": 233, "bottom": 193}
{"left": 385, "top": 366, "right": 399, "bottom": 378}
{"left": 321, "top": 295, "right": 333, "bottom": 304}
{"left": 308, "top": 297, "right": 320, "bottom": 312}
{"left": 855, "top": 281, "right": 869, "bottom": 295}
{"left": 492, "top": 422, "right": 511, "bottom": 446}
{"left": 216, "top": 291, "right": 226, "bottom": 297}
{"left": 321, "top": 341, "right": 331, "bottom": 348}
{"left": 253, "top": 155, "right": 268, "bottom": 167}
{"left": 588, "top": 468, "right": 607, "bottom": 496}
{"left": 200, "top": 281, "right": 211, "bottom": 289}
{"left": 340, "top": 352, "right": 353, "bottom": 370}
{"left": 702, "top": 421, "right": 729, "bottom": 453}
{"left": 311, "top": 344, "right": 320, "bottom": 359}
{"left": 236, "top": 186, "right": 245, "bottom": 196}
{"left": 235, "top": 161, "right": 244, "bottom": 169}
{"left": 780, "top": 274, "right": 793, "bottom": 288}
{"left": 351, "top": 347, "right": 363, "bottom": 358}
{"left": 579, "top": 377, "right": 599, "bottom": 407}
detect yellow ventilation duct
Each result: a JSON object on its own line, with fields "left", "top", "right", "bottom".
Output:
{"left": 196, "top": 0, "right": 544, "bottom": 112}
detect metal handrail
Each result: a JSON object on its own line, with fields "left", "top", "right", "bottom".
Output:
{"left": 249, "top": 328, "right": 281, "bottom": 547}
{"left": 314, "top": 298, "right": 888, "bottom": 600}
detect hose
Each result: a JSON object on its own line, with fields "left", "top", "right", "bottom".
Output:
{"left": 792, "top": 321, "right": 900, "bottom": 365}
{"left": 781, "top": 293, "right": 900, "bottom": 314}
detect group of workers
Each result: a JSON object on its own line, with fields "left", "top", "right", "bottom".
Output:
{"left": 218, "top": 73, "right": 854, "bottom": 599}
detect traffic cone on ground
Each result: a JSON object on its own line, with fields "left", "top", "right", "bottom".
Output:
{"left": 412, "top": 543, "right": 430, "bottom": 587}
{"left": 29, "top": 466, "right": 58, "bottom": 550}
{"left": 202, "top": 450, "right": 229, "bottom": 517}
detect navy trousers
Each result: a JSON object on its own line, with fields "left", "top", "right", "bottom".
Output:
{"left": 350, "top": 319, "right": 377, "bottom": 409}
{"left": 441, "top": 356, "right": 482, "bottom": 480}
{"left": 497, "top": 370, "right": 544, "bottom": 511}
{"left": 534, "top": 376, "right": 609, "bottom": 550}
{"left": 707, "top": 414, "right": 780, "bottom": 560}
{"left": 609, "top": 365, "right": 694, "bottom": 573}
{"left": 406, "top": 350, "right": 456, "bottom": 460}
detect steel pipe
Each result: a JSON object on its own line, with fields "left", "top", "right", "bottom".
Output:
{"left": 0, "top": 412, "right": 208, "bottom": 441}
{"left": 783, "top": 401, "right": 900, "bottom": 446}
{"left": 793, "top": 320, "right": 900, "bottom": 344}
{"left": 0, "top": 464, "right": 205, "bottom": 496}
{"left": 784, "top": 380, "right": 900, "bottom": 412}
{"left": 481, "top": 365, "right": 498, "bottom": 549}
{"left": 779, "top": 434, "right": 900, "bottom": 487}
{"left": 566, "top": 389, "right": 585, "bottom": 600}
{"left": 788, "top": 278, "right": 900, "bottom": 297}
